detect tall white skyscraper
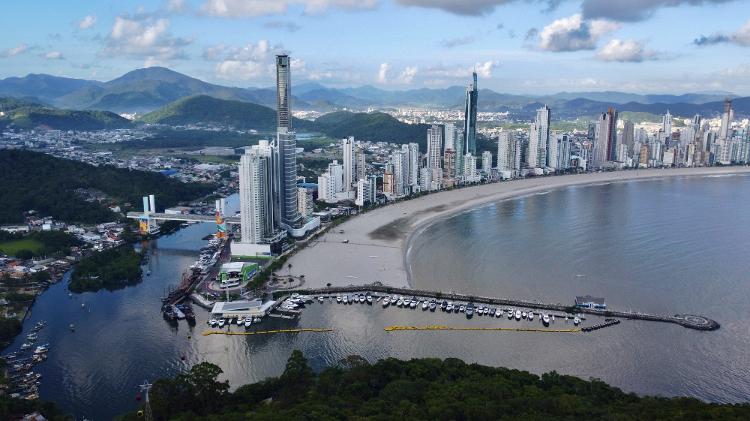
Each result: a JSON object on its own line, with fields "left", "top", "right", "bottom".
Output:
{"left": 719, "top": 99, "right": 733, "bottom": 140}
{"left": 527, "top": 122, "right": 539, "bottom": 168}
{"left": 662, "top": 110, "right": 672, "bottom": 140}
{"left": 404, "top": 143, "right": 419, "bottom": 193}
{"left": 482, "top": 150, "right": 492, "bottom": 174}
{"left": 341, "top": 136, "right": 355, "bottom": 191}
{"left": 239, "top": 151, "right": 270, "bottom": 244}
{"left": 355, "top": 146, "right": 366, "bottom": 182}
{"left": 531, "top": 106, "right": 551, "bottom": 167}
{"left": 463, "top": 153, "right": 477, "bottom": 179}
{"left": 427, "top": 124, "right": 444, "bottom": 170}
{"left": 497, "top": 132, "right": 517, "bottom": 173}
{"left": 444, "top": 123, "right": 457, "bottom": 153}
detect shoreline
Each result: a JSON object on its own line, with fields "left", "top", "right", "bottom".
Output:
{"left": 286, "top": 167, "right": 750, "bottom": 290}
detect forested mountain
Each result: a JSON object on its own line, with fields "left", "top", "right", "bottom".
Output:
{"left": 0, "top": 150, "right": 214, "bottom": 224}
{"left": 0, "top": 97, "right": 131, "bottom": 130}
{"left": 314, "top": 111, "right": 431, "bottom": 149}
{"left": 119, "top": 352, "right": 750, "bottom": 420}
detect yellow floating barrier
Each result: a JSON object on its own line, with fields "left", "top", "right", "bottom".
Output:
{"left": 383, "top": 325, "right": 581, "bottom": 333}
{"left": 202, "top": 328, "right": 333, "bottom": 336}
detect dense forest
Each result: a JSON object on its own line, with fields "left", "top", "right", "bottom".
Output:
{"left": 0, "top": 230, "right": 81, "bottom": 259}
{"left": 314, "top": 111, "right": 431, "bottom": 150}
{"left": 0, "top": 150, "right": 215, "bottom": 224}
{"left": 121, "top": 352, "right": 750, "bottom": 420}
{"left": 68, "top": 246, "right": 144, "bottom": 293}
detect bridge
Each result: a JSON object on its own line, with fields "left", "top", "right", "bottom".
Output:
{"left": 126, "top": 212, "right": 240, "bottom": 225}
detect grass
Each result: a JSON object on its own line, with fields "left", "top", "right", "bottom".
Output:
{"left": 0, "top": 238, "right": 44, "bottom": 256}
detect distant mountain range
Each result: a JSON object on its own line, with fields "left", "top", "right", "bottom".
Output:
{"left": 0, "top": 67, "right": 746, "bottom": 118}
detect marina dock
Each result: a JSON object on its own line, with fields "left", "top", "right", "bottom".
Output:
{"left": 284, "top": 285, "right": 720, "bottom": 331}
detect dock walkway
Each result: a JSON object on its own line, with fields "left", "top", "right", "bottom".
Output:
{"left": 285, "top": 285, "right": 720, "bottom": 331}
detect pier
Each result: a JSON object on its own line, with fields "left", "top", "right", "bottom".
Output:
{"left": 284, "top": 285, "right": 720, "bottom": 331}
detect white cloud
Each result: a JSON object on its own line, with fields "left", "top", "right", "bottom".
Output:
{"left": 596, "top": 39, "right": 657, "bottom": 62}
{"left": 211, "top": 40, "right": 283, "bottom": 81}
{"left": 200, "top": 0, "right": 376, "bottom": 17}
{"left": 165, "top": 0, "right": 189, "bottom": 13}
{"left": 423, "top": 61, "right": 498, "bottom": 79}
{"left": 44, "top": 51, "right": 64, "bottom": 60}
{"left": 0, "top": 43, "right": 29, "bottom": 58}
{"left": 377, "top": 62, "right": 390, "bottom": 83}
{"left": 539, "top": 14, "right": 619, "bottom": 52}
{"left": 78, "top": 15, "right": 97, "bottom": 30}
{"left": 397, "top": 66, "right": 418, "bottom": 84}
{"left": 102, "top": 15, "right": 191, "bottom": 60}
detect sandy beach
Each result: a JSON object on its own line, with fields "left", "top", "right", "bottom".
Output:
{"left": 287, "top": 167, "right": 750, "bottom": 289}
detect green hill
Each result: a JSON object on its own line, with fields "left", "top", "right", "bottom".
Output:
{"left": 315, "top": 111, "right": 430, "bottom": 150}
{"left": 0, "top": 150, "right": 215, "bottom": 224}
{"left": 141, "top": 95, "right": 314, "bottom": 131}
{"left": 0, "top": 97, "right": 131, "bottom": 130}
{"left": 121, "top": 352, "right": 750, "bottom": 420}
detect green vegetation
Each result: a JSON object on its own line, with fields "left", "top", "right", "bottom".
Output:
{"left": 0, "top": 97, "right": 131, "bottom": 130}
{"left": 0, "top": 150, "right": 215, "bottom": 224}
{"left": 0, "top": 317, "right": 22, "bottom": 346}
{"left": 0, "top": 231, "right": 81, "bottom": 258}
{"left": 141, "top": 95, "right": 314, "bottom": 131}
{"left": 314, "top": 111, "right": 430, "bottom": 149}
{"left": 122, "top": 352, "right": 750, "bottom": 421}
{"left": 117, "top": 128, "right": 263, "bottom": 150}
{"left": 69, "top": 246, "right": 144, "bottom": 293}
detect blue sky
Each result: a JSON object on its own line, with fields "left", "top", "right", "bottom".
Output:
{"left": 2, "top": 0, "right": 750, "bottom": 94}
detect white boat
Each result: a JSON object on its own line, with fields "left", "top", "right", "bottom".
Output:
{"left": 244, "top": 319, "right": 252, "bottom": 327}
{"left": 459, "top": 305, "right": 465, "bottom": 313}
{"left": 352, "top": 295, "right": 359, "bottom": 303}
{"left": 495, "top": 309, "right": 502, "bottom": 318}
{"left": 521, "top": 311, "right": 527, "bottom": 319}
{"left": 382, "top": 298, "right": 390, "bottom": 307}
{"left": 237, "top": 317, "right": 245, "bottom": 325}
{"left": 446, "top": 304, "right": 453, "bottom": 312}
{"left": 542, "top": 314, "right": 550, "bottom": 326}
{"left": 366, "top": 295, "right": 373, "bottom": 304}
{"left": 573, "top": 316, "right": 580, "bottom": 326}
{"left": 551, "top": 315, "right": 555, "bottom": 323}
{"left": 508, "top": 310, "right": 514, "bottom": 319}
{"left": 208, "top": 319, "right": 217, "bottom": 327}
{"left": 396, "top": 299, "right": 404, "bottom": 307}
{"left": 528, "top": 312, "right": 534, "bottom": 321}
{"left": 318, "top": 296, "right": 324, "bottom": 302}
{"left": 422, "top": 301, "right": 429, "bottom": 310}
{"left": 410, "top": 300, "right": 416, "bottom": 309}
{"left": 343, "top": 295, "right": 348, "bottom": 304}
{"left": 336, "top": 296, "right": 342, "bottom": 303}
{"left": 515, "top": 310, "right": 522, "bottom": 320}
{"left": 217, "top": 319, "right": 225, "bottom": 328}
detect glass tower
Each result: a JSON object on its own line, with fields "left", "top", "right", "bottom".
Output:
{"left": 463, "top": 71, "right": 478, "bottom": 155}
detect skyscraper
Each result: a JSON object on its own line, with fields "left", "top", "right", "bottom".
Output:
{"left": 622, "top": 120, "right": 635, "bottom": 149}
{"left": 463, "top": 72, "right": 478, "bottom": 155}
{"left": 427, "top": 124, "right": 444, "bottom": 170}
{"left": 593, "top": 107, "right": 618, "bottom": 167}
{"left": 275, "top": 54, "right": 302, "bottom": 229}
{"left": 342, "top": 136, "right": 355, "bottom": 191}
{"left": 355, "top": 146, "right": 366, "bottom": 182}
{"left": 444, "top": 123, "right": 457, "bottom": 153}
{"left": 239, "top": 147, "right": 274, "bottom": 244}
{"left": 719, "top": 98, "right": 733, "bottom": 140}
{"left": 482, "top": 150, "right": 492, "bottom": 174}
{"left": 497, "top": 132, "right": 517, "bottom": 174}
{"left": 276, "top": 54, "right": 292, "bottom": 131}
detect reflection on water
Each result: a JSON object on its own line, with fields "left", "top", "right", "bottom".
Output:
{"left": 5, "top": 177, "right": 750, "bottom": 419}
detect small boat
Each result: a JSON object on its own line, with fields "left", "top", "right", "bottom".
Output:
{"left": 208, "top": 319, "right": 217, "bottom": 327}
{"left": 522, "top": 311, "right": 527, "bottom": 319}
{"left": 496, "top": 309, "right": 502, "bottom": 318}
{"left": 237, "top": 317, "right": 245, "bottom": 325}
{"left": 542, "top": 314, "right": 550, "bottom": 326}
{"left": 396, "top": 298, "right": 404, "bottom": 307}
{"left": 244, "top": 318, "right": 252, "bottom": 327}
{"left": 69, "top": 324, "right": 75, "bottom": 331}
{"left": 336, "top": 296, "right": 342, "bottom": 303}
{"left": 477, "top": 307, "right": 484, "bottom": 316}
{"left": 253, "top": 317, "right": 261, "bottom": 323}
{"left": 217, "top": 319, "right": 225, "bottom": 328}
{"left": 366, "top": 295, "right": 373, "bottom": 304}
{"left": 573, "top": 316, "right": 580, "bottom": 326}
{"left": 441, "top": 300, "right": 448, "bottom": 310}
{"left": 382, "top": 298, "right": 390, "bottom": 307}
{"left": 429, "top": 302, "right": 436, "bottom": 311}
{"left": 528, "top": 312, "right": 534, "bottom": 321}
{"left": 409, "top": 300, "right": 416, "bottom": 309}
{"left": 551, "top": 315, "right": 555, "bottom": 323}
{"left": 465, "top": 305, "right": 474, "bottom": 318}
{"left": 446, "top": 304, "right": 453, "bottom": 312}
{"left": 515, "top": 310, "right": 522, "bottom": 320}
{"left": 318, "top": 296, "right": 324, "bottom": 302}
{"left": 146, "top": 271, "right": 151, "bottom": 276}
{"left": 422, "top": 301, "right": 428, "bottom": 310}
{"left": 361, "top": 294, "right": 367, "bottom": 304}
{"left": 459, "top": 305, "right": 465, "bottom": 313}
{"left": 342, "top": 295, "right": 349, "bottom": 304}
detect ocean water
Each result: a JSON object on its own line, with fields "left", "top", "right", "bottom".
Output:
{"left": 6, "top": 175, "right": 750, "bottom": 419}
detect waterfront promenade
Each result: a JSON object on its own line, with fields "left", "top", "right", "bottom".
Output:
{"left": 287, "top": 167, "right": 750, "bottom": 290}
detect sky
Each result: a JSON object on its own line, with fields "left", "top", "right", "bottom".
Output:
{"left": 2, "top": 0, "right": 750, "bottom": 95}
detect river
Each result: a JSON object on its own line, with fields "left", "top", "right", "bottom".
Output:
{"left": 5, "top": 174, "right": 750, "bottom": 419}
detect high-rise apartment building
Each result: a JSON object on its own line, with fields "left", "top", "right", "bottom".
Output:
{"left": 342, "top": 136, "right": 355, "bottom": 191}
{"left": 482, "top": 150, "right": 492, "bottom": 174}
{"left": 444, "top": 123, "right": 457, "bottom": 153}
{"left": 427, "top": 124, "right": 444, "bottom": 170}
{"left": 463, "top": 72, "right": 478, "bottom": 155}
{"left": 276, "top": 54, "right": 292, "bottom": 130}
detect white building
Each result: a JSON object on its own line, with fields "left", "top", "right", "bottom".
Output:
{"left": 481, "top": 150, "right": 492, "bottom": 174}
{"left": 341, "top": 136, "right": 355, "bottom": 191}
{"left": 427, "top": 124, "right": 443, "bottom": 170}
{"left": 233, "top": 148, "right": 273, "bottom": 256}
{"left": 444, "top": 123, "right": 457, "bottom": 153}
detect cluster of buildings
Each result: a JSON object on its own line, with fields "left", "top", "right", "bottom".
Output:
{"left": 232, "top": 54, "right": 320, "bottom": 257}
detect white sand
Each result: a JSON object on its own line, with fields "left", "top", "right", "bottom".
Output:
{"left": 287, "top": 167, "right": 750, "bottom": 289}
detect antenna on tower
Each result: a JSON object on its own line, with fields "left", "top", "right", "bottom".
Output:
{"left": 137, "top": 380, "right": 154, "bottom": 421}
